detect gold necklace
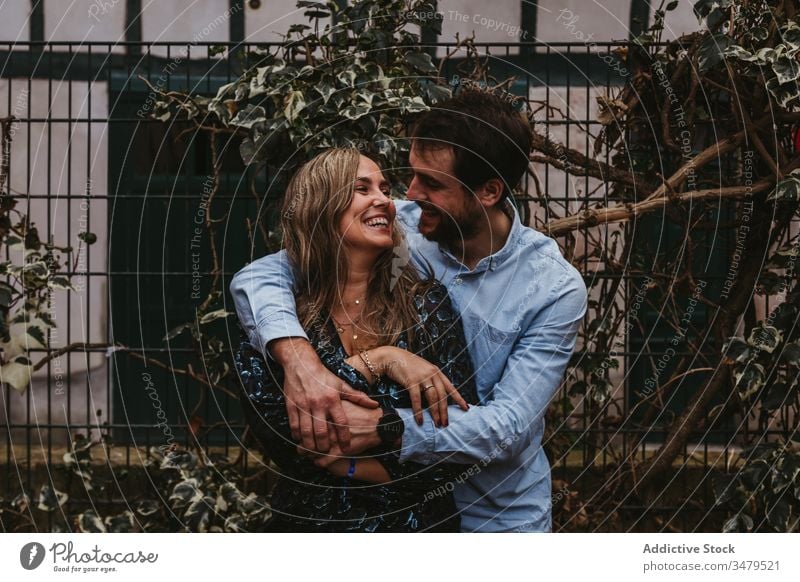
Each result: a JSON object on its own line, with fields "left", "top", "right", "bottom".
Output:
{"left": 332, "top": 294, "right": 365, "bottom": 347}
{"left": 331, "top": 315, "right": 362, "bottom": 348}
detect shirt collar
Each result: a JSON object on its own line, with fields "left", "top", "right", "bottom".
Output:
{"left": 439, "top": 199, "right": 522, "bottom": 273}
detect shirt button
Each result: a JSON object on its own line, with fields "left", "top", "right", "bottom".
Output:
{"left": 454, "top": 277, "right": 462, "bottom": 284}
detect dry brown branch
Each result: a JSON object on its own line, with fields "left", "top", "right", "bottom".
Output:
{"left": 529, "top": 130, "right": 655, "bottom": 193}
{"left": 541, "top": 179, "right": 773, "bottom": 236}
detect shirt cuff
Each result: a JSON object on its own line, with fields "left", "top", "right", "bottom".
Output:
{"left": 254, "top": 313, "right": 309, "bottom": 361}
{"left": 396, "top": 408, "right": 436, "bottom": 464}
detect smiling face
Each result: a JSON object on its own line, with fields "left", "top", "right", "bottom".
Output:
{"left": 338, "top": 155, "right": 396, "bottom": 253}
{"left": 405, "top": 144, "right": 484, "bottom": 247}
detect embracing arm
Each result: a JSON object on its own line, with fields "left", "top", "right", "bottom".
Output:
{"left": 236, "top": 339, "right": 392, "bottom": 483}
{"left": 230, "top": 251, "right": 378, "bottom": 453}
{"left": 396, "top": 267, "right": 587, "bottom": 465}
{"left": 230, "top": 250, "right": 306, "bottom": 354}
{"left": 317, "top": 284, "right": 480, "bottom": 487}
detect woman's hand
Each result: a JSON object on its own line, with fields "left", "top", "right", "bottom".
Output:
{"left": 370, "top": 346, "right": 469, "bottom": 427}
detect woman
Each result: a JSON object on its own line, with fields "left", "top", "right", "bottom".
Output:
{"left": 235, "top": 148, "right": 477, "bottom": 532}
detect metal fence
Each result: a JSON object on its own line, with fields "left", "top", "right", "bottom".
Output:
{"left": 0, "top": 40, "right": 780, "bottom": 532}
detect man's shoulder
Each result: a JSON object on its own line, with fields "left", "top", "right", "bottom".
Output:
{"left": 229, "top": 249, "right": 290, "bottom": 292}
{"left": 515, "top": 225, "right": 578, "bottom": 277}
{"left": 512, "top": 225, "right": 587, "bottom": 312}
{"left": 235, "top": 249, "right": 288, "bottom": 273}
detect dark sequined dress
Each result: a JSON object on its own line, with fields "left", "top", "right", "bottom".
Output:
{"left": 234, "top": 282, "right": 478, "bottom": 532}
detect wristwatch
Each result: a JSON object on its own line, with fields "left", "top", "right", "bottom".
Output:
{"left": 376, "top": 407, "right": 404, "bottom": 447}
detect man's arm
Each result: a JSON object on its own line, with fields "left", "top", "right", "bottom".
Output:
{"left": 397, "top": 267, "right": 587, "bottom": 464}
{"left": 230, "top": 251, "right": 378, "bottom": 453}
{"left": 339, "top": 266, "right": 587, "bottom": 464}
{"left": 230, "top": 250, "right": 306, "bottom": 354}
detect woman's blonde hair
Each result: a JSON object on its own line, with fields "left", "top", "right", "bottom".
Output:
{"left": 280, "top": 148, "right": 431, "bottom": 346}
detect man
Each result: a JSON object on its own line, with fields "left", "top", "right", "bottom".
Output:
{"left": 231, "top": 89, "right": 587, "bottom": 532}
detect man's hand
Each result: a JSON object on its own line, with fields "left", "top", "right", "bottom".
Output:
{"left": 299, "top": 402, "right": 382, "bottom": 458}
{"left": 270, "top": 337, "right": 379, "bottom": 453}
{"left": 298, "top": 402, "right": 382, "bottom": 460}
{"left": 336, "top": 401, "right": 383, "bottom": 455}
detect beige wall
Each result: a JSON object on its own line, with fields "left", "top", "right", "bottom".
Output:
{"left": 537, "top": 0, "right": 632, "bottom": 47}
{"left": 45, "top": 0, "right": 127, "bottom": 53}
{"left": 0, "top": 0, "right": 31, "bottom": 44}
{"left": 0, "top": 0, "right": 708, "bottom": 48}
{"left": 245, "top": 0, "right": 329, "bottom": 44}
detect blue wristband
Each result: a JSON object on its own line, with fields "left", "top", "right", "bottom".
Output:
{"left": 347, "top": 458, "right": 356, "bottom": 478}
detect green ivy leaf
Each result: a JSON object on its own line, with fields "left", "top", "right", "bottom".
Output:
{"left": 104, "top": 511, "right": 136, "bottom": 533}
{"left": 773, "top": 55, "right": 800, "bottom": 84}
{"left": 0, "top": 359, "right": 33, "bottom": 393}
{"left": 135, "top": 499, "right": 161, "bottom": 518}
{"left": 314, "top": 82, "right": 336, "bottom": 105}
{"left": 761, "top": 381, "right": 792, "bottom": 411}
{"left": 713, "top": 473, "right": 740, "bottom": 505}
{"left": 698, "top": 33, "right": 733, "bottom": 74}
{"left": 183, "top": 496, "right": 214, "bottom": 532}
{"left": 724, "top": 44, "right": 756, "bottom": 62}
{"left": 297, "top": 0, "right": 331, "bottom": 19}
{"left": 766, "top": 497, "right": 791, "bottom": 531}
{"left": 755, "top": 47, "right": 778, "bottom": 63}
{"left": 766, "top": 77, "right": 800, "bottom": 109}
{"left": 77, "top": 510, "right": 106, "bottom": 532}
{"left": 769, "top": 176, "right": 800, "bottom": 201}
{"left": 781, "top": 342, "right": 800, "bottom": 367}
{"left": 37, "top": 484, "right": 68, "bottom": 512}
{"left": 48, "top": 276, "right": 74, "bottom": 291}
{"left": 161, "top": 450, "right": 198, "bottom": 472}
{"left": 750, "top": 27, "right": 769, "bottom": 42}
{"left": 169, "top": 479, "right": 202, "bottom": 512}
{"left": 424, "top": 83, "right": 452, "bottom": 104}
{"left": 782, "top": 23, "right": 800, "bottom": 49}
{"left": 371, "top": 132, "right": 396, "bottom": 158}
{"left": 0, "top": 281, "right": 14, "bottom": 308}
{"left": 404, "top": 51, "right": 438, "bottom": 74}
{"left": 283, "top": 90, "right": 307, "bottom": 123}
{"left": 230, "top": 104, "right": 267, "bottom": 129}
{"left": 26, "top": 324, "right": 46, "bottom": 347}
{"left": 224, "top": 514, "right": 246, "bottom": 532}
{"left": 341, "top": 104, "right": 371, "bottom": 120}
{"left": 568, "top": 380, "right": 587, "bottom": 396}
{"left": 747, "top": 325, "right": 782, "bottom": 353}
{"left": 722, "top": 337, "right": 750, "bottom": 363}
{"left": 722, "top": 512, "right": 753, "bottom": 532}
{"left": 734, "top": 363, "right": 766, "bottom": 399}
{"left": 740, "top": 458, "right": 770, "bottom": 490}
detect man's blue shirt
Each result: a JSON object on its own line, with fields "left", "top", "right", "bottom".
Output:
{"left": 231, "top": 199, "right": 587, "bottom": 532}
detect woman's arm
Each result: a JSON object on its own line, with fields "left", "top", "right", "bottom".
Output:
{"left": 313, "top": 456, "right": 391, "bottom": 483}
{"left": 319, "top": 284, "right": 481, "bottom": 489}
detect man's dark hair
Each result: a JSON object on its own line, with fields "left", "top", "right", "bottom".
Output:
{"left": 409, "top": 88, "right": 532, "bottom": 202}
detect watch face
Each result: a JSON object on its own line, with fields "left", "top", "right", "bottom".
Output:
{"left": 379, "top": 412, "right": 404, "bottom": 441}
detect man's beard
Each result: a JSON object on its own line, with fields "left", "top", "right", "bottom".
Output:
{"left": 419, "top": 200, "right": 483, "bottom": 249}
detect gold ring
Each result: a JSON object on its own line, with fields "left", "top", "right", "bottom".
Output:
{"left": 423, "top": 385, "right": 436, "bottom": 391}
